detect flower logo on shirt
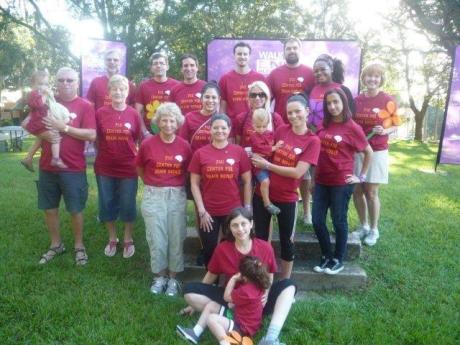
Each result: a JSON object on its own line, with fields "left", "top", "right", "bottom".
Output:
{"left": 69, "top": 113, "right": 77, "bottom": 120}
{"left": 226, "top": 158, "right": 235, "bottom": 166}
{"left": 297, "top": 77, "right": 304, "bottom": 83}
{"left": 146, "top": 100, "right": 160, "bottom": 120}
{"left": 175, "top": 155, "right": 183, "bottom": 162}
{"left": 195, "top": 93, "right": 201, "bottom": 98}
{"left": 124, "top": 123, "right": 132, "bottom": 129}
{"left": 165, "top": 90, "right": 171, "bottom": 95}
{"left": 293, "top": 147, "right": 302, "bottom": 155}
{"left": 334, "top": 135, "right": 343, "bottom": 143}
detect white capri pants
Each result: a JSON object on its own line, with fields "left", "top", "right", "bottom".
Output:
{"left": 141, "top": 185, "right": 187, "bottom": 274}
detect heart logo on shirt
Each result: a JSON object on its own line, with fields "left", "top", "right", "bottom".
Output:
{"left": 124, "top": 123, "right": 131, "bottom": 129}
{"left": 195, "top": 93, "right": 201, "bottom": 98}
{"left": 175, "top": 155, "right": 183, "bottom": 162}
{"left": 334, "top": 135, "right": 343, "bottom": 143}
{"left": 165, "top": 90, "right": 171, "bottom": 95}
{"left": 226, "top": 158, "right": 235, "bottom": 166}
{"left": 293, "top": 148, "right": 302, "bottom": 155}
{"left": 372, "top": 107, "right": 380, "bottom": 113}
{"left": 297, "top": 77, "right": 304, "bottom": 83}
{"left": 69, "top": 113, "right": 77, "bottom": 119}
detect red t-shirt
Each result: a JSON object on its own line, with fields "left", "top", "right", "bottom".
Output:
{"left": 207, "top": 238, "right": 277, "bottom": 285}
{"left": 267, "top": 64, "right": 315, "bottom": 122}
{"left": 188, "top": 143, "right": 251, "bottom": 216}
{"left": 354, "top": 91, "right": 395, "bottom": 151}
{"left": 218, "top": 70, "right": 266, "bottom": 120}
{"left": 136, "top": 135, "right": 192, "bottom": 187}
{"left": 316, "top": 120, "right": 368, "bottom": 186}
{"left": 178, "top": 110, "right": 212, "bottom": 152}
{"left": 170, "top": 80, "right": 206, "bottom": 115}
{"left": 86, "top": 75, "right": 136, "bottom": 110}
{"left": 39, "top": 97, "right": 96, "bottom": 172}
{"left": 94, "top": 105, "right": 141, "bottom": 178}
{"left": 308, "top": 82, "right": 342, "bottom": 129}
{"left": 25, "top": 90, "right": 48, "bottom": 135}
{"left": 234, "top": 111, "right": 284, "bottom": 148}
{"left": 232, "top": 282, "right": 264, "bottom": 336}
{"left": 250, "top": 131, "right": 273, "bottom": 157}
{"left": 262, "top": 125, "right": 320, "bottom": 203}
{"left": 135, "top": 78, "right": 180, "bottom": 130}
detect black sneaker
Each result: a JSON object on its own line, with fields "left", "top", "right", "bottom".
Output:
{"left": 324, "top": 258, "right": 344, "bottom": 275}
{"left": 176, "top": 325, "right": 199, "bottom": 344}
{"left": 196, "top": 249, "right": 205, "bottom": 267}
{"left": 313, "top": 256, "right": 330, "bottom": 273}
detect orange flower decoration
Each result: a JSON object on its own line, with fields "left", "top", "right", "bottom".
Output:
{"left": 378, "top": 101, "right": 403, "bottom": 128}
{"left": 224, "top": 330, "right": 253, "bottom": 345}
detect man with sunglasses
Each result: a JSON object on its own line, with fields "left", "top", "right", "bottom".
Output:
{"left": 86, "top": 49, "right": 136, "bottom": 110}
{"left": 218, "top": 42, "right": 266, "bottom": 123}
{"left": 36, "top": 67, "right": 96, "bottom": 267}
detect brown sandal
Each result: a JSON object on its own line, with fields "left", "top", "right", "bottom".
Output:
{"left": 38, "top": 243, "right": 65, "bottom": 264}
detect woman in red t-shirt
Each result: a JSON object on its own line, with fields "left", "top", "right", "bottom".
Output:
{"left": 137, "top": 102, "right": 192, "bottom": 297}
{"left": 188, "top": 114, "right": 252, "bottom": 266}
{"left": 181, "top": 207, "right": 296, "bottom": 345}
{"left": 251, "top": 94, "right": 321, "bottom": 279}
{"left": 94, "top": 74, "right": 141, "bottom": 259}
{"left": 312, "top": 88, "right": 373, "bottom": 275}
{"left": 233, "top": 80, "right": 284, "bottom": 148}
{"left": 351, "top": 63, "right": 397, "bottom": 247}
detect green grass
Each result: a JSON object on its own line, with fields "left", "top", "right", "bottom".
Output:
{"left": 1, "top": 140, "right": 459, "bottom": 344}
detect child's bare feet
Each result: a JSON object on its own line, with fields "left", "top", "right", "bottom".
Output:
{"left": 20, "top": 158, "right": 34, "bottom": 172}
{"left": 51, "top": 157, "right": 68, "bottom": 169}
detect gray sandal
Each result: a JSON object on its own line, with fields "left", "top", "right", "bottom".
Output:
{"left": 38, "top": 243, "right": 65, "bottom": 264}
{"left": 75, "top": 247, "right": 88, "bottom": 266}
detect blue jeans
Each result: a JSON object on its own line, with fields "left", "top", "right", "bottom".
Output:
{"left": 312, "top": 183, "right": 355, "bottom": 262}
{"left": 96, "top": 175, "right": 138, "bottom": 222}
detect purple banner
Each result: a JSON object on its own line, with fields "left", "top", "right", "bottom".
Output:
{"left": 439, "top": 46, "right": 460, "bottom": 165}
{"left": 207, "top": 39, "right": 361, "bottom": 96}
{"left": 80, "top": 39, "right": 127, "bottom": 98}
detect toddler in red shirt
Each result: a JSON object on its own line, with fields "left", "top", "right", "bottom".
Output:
{"left": 249, "top": 109, "right": 284, "bottom": 215}
{"left": 176, "top": 255, "right": 271, "bottom": 344}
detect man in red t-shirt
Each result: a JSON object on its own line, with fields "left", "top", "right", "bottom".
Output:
{"left": 170, "top": 54, "right": 206, "bottom": 116}
{"left": 267, "top": 38, "right": 315, "bottom": 122}
{"left": 218, "top": 42, "right": 266, "bottom": 121}
{"left": 86, "top": 49, "right": 136, "bottom": 110}
{"left": 135, "top": 52, "right": 179, "bottom": 135}
{"left": 36, "top": 67, "right": 96, "bottom": 267}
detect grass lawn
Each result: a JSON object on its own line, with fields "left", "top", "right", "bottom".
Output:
{"left": 0, "top": 140, "right": 459, "bottom": 345}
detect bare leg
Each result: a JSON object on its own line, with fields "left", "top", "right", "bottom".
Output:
{"left": 207, "top": 314, "right": 232, "bottom": 344}
{"left": 44, "top": 208, "right": 61, "bottom": 247}
{"left": 364, "top": 183, "right": 381, "bottom": 229}
{"left": 196, "top": 301, "right": 221, "bottom": 329}
{"left": 280, "top": 259, "right": 293, "bottom": 280}
{"left": 106, "top": 222, "right": 117, "bottom": 241}
{"left": 353, "top": 183, "right": 368, "bottom": 227}
{"left": 260, "top": 178, "right": 271, "bottom": 207}
{"left": 300, "top": 179, "right": 312, "bottom": 224}
{"left": 123, "top": 222, "right": 134, "bottom": 242}
{"left": 70, "top": 212, "right": 84, "bottom": 249}
{"left": 268, "top": 285, "right": 295, "bottom": 329}
{"left": 184, "top": 293, "right": 213, "bottom": 313}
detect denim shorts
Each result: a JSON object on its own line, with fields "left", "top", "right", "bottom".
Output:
{"left": 96, "top": 174, "right": 138, "bottom": 222}
{"left": 256, "top": 169, "right": 270, "bottom": 183}
{"left": 37, "top": 170, "right": 88, "bottom": 213}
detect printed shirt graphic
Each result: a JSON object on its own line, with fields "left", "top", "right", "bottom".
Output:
{"left": 87, "top": 75, "right": 136, "bottom": 110}
{"left": 234, "top": 111, "right": 284, "bottom": 148}
{"left": 170, "top": 80, "right": 206, "bottom": 115}
{"left": 178, "top": 110, "right": 212, "bottom": 152}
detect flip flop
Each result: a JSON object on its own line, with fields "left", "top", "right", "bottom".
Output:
{"left": 123, "top": 241, "right": 135, "bottom": 259}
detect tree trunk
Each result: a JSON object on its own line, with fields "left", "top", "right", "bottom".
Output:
{"left": 410, "top": 95, "right": 430, "bottom": 142}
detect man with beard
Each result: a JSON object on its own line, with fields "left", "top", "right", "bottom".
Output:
{"left": 87, "top": 49, "right": 135, "bottom": 110}
{"left": 135, "top": 52, "right": 179, "bottom": 135}
{"left": 267, "top": 38, "right": 315, "bottom": 123}
{"left": 170, "top": 54, "right": 206, "bottom": 115}
{"left": 218, "top": 42, "right": 266, "bottom": 122}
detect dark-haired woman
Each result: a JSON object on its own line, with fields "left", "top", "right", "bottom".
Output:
{"left": 312, "top": 88, "right": 372, "bottom": 275}
{"left": 251, "top": 94, "right": 320, "bottom": 279}
{"left": 182, "top": 207, "right": 296, "bottom": 345}
{"left": 188, "top": 114, "right": 252, "bottom": 266}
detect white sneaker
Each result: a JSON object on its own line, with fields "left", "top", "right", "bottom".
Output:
{"left": 165, "top": 278, "right": 180, "bottom": 297}
{"left": 364, "top": 229, "right": 379, "bottom": 246}
{"left": 350, "top": 225, "right": 370, "bottom": 241}
{"left": 150, "top": 276, "right": 168, "bottom": 294}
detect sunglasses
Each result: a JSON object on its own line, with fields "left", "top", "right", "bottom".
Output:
{"left": 57, "top": 78, "right": 75, "bottom": 83}
{"left": 249, "top": 92, "right": 266, "bottom": 99}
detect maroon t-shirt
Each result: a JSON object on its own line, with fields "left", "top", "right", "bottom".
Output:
{"left": 218, "top": 70, "right": 266, "bottom": 120}
{"left": 25, "top": 90, "right": 48, "bottom": 135}
{"left": 261, "top": 125, "right": 320, "bottom": 203}
{"left": 234, "top": 111, "right": 284, "bottom": 148}
{"left": 267, "top": 64, "right": 315, "bottom": 122}
{"left": 232, "top": 282, "right": 264, "bottom": 336}
{"left": 207, "top": 239, "right": 277, "bottom": 285}
{"left": 170, "top": 80, "right": 206, "bottom": 115}
{"left": 39, "top": 97, "right": 96, "bottom": 172}
{"left": 86, "top": 75, "right": 136, "bottom": 110}
{"left": 135, "top": 78, "right": 180, "bottom": 130}
{"left": 188, "top": 143, "right": 251, "bottom": 216}
{"left": 136, "top": 134, "right": 192, "bottom": 187}
{"left": 308, "top": 82, "right": 342, "bottom": 129}
{"left": 178, "top": 110, "right": 212, "bottom": 152}
{"left": 316, "top": 120, "right": 368, "bottom": 186}
{"left": 354, "top": 91, "right": 395, "bottom": 151}
{"left": 94, "top": 105, "right": 141, "bottom": 178}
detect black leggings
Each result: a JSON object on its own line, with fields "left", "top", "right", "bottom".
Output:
{"left": 198, "top": 215, "right": 227, "bottom": 266}
{"left": 253, "top": 194, "right": 297, "bottom": 261}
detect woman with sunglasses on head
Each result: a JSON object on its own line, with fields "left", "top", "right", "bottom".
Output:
{"left": 251, "top": 94, "right": 320, "bottom": 279}
{"left": 312, "top": 88, "right": 372, "bottom": 275}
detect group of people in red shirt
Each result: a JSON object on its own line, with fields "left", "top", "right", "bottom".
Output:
{"left": 26, "top": 37, "right": 396, "bottom": 345}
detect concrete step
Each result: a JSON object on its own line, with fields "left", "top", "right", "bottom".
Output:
{"left": 184, "top": 227, "right": 362, "bottom": 261}
{"left": 177, "top": 256, "right": 367, "bottom": 291}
